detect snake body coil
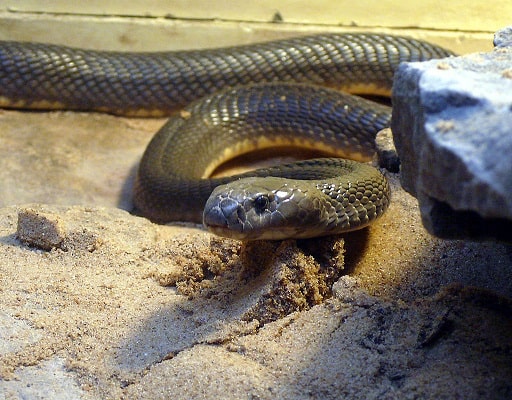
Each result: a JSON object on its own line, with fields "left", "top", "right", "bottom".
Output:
{"left": 0, "top": 33, "right": 454, "bottom": 239}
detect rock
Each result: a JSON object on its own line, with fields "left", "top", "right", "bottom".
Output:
{"left": 17, "top": 208, "right": 67, "bottom": 251}
{"left": 391, "top": 26, "right": 512, "bottom": 241}
{"left": 494, "top": 26, "right": 512, "bottom": 48}
{"left": 375, "top": 128, "right": 400, "bottom": 173}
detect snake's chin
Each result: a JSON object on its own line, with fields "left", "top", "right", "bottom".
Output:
{"left": 205, "top": 225, "right": 325, "bottom": 241}
{"left": 205, "top": 225, "right": 278, "bottom": 241}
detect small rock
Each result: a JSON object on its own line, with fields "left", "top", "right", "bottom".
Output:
{"left": 374, "top": 128, "right": 400, "bottom": 172}
{"left": 494, "top": 26, "right": 512, "bottom": 48}
{"left": 17, "top": 208, "right": 66, "bottom": 250}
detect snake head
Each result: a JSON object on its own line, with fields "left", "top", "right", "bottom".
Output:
{"left": 203, "top": 177, "right": 334, "bottom": 240}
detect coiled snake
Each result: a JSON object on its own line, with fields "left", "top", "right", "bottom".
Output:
{"left": 0, "top": 33, "right": 454, "bottom": 240}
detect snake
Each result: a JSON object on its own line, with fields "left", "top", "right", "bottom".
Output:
{"left": 0, "top": 33, "right": 454, "bottom": 240}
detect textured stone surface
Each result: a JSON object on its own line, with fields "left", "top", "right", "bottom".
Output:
{"left": 392, "top": 26, "right": 512, "bottom": 241}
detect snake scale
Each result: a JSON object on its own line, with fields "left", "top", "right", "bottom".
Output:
{"left": 0, "top": 33, "right": 454, "bottom": 239}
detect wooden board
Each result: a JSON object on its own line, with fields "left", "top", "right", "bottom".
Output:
{"left": 0, "top": 1, "right": 501, "bottom": 53}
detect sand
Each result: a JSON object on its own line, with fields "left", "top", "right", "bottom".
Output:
{"left": 0, "top": 109, "right": 511, "bottom": 399}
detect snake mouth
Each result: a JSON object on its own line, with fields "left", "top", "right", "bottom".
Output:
{"left": 203, "top": 206, "right": 259, "bottom": 240}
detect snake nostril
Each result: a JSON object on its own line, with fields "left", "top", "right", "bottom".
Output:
{"left": 220, "top": 198, "right": 237, "bottom": 215}
{"left": 218, "top": 198, "right": 244, "bottom": 226}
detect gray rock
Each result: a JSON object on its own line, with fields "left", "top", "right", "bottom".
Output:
{"left": 494, "top": 26, "right": 512, "bottom": 48}
{"left": 391, "top": 26, "right": 512, "bottom": 241}
{"left": 375, "top": 128, "right": 400, "bottom": 173}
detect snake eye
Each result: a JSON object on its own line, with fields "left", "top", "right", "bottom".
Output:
{"left": 253, "top": 195, "right": 270, "bottom": 213}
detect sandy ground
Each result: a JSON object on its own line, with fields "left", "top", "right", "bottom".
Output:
{"left": 0, "top": 109, "right": 511, "bottom": 399}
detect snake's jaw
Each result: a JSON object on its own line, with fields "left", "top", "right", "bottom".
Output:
{"left": 203, "top": 177, "right": 333, "bottom": 240}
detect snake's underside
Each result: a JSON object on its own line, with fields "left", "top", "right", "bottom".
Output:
{"left": 0, "top": 33, "right": 454, "bottom": 239}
